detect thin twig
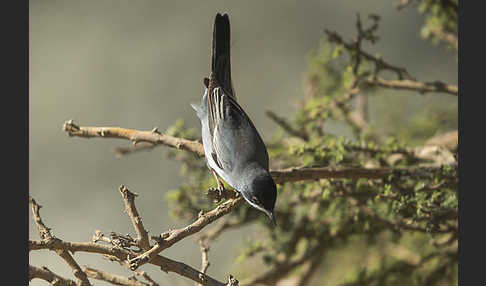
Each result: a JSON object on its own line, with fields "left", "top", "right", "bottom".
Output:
{"left": 83, "top": 266, "right": 149, "bottom": 286}
{"left": 30, "top": 197, "right": 92, "bottom": 286}
{"left": 196, "top": 239, "right": 211, "bottom": 286}
{"left": 29, "top": 265, "right": 77, "bottom": 286}
{"left": 119, "top": 185, "right": 150, "bottom": 250}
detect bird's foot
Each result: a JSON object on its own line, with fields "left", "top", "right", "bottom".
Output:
{"left": 206, "top": 187, "right": 221, "bottom": 202}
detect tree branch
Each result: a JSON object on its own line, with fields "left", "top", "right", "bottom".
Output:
{"left": 63, "top": 121, "right": 453, "bottom": 183}
{"left": 363, "top": 77, "right": 458, "bottom": 96}
{"left": 119, "top": 185, "right": 150, "bottom": 250}
{"left": 30, "top": 196, "right": 92, "bottom": 286}
{"left": 270, "top": 165, "right": 447, "bottom": 184}
{"left": 63, "top": 120, "right": 204, "bottom": 156}
{"left": 324, "top": 28, "right": 458, "bottom": 97}
{"left": 29, "top": 265, "right": 77, "bottom": 286}
{"left": 83, "top": 266, "right": 149, "bottom": 286}
{"left": 196, "top": 239, "right": 211, "bottom": 286}
{"left": 127, "top": 197, "right": 243, "bottom": 270}
{"left": 29, "top": 195, "right": 238, "bottom": 286}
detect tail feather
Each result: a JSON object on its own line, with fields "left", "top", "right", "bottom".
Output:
{"left": 212, "top": 13, "right": 234, "bottom": 97}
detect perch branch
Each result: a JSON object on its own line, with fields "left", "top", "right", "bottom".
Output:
{"left": 127, "top": 197, "right": 243, "bottom": 270}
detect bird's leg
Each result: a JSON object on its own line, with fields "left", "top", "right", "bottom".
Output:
{"left": 211, "top": 169, "right": 226, "bottom": 201}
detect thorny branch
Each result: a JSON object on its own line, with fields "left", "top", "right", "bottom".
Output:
{"left": 30, "top": 196, "right": 92, "bottom": 286}
{"left": 30, "top": 191, "right": 240, "bottom": 286}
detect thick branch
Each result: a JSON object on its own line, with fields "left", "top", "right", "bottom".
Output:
{"left": 63, "top": 120, "right": 204, "bottom": 156}
{"left": 270, "top": 166, "right": 443, "bottom": 184}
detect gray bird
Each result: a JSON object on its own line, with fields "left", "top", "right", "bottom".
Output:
{"left": 191, "top": 13, "right": 277, "bottom": 225}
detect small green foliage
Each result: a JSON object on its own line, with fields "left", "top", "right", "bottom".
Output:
{"left": 162, "top": 6, "right": 457, "bottom": 286}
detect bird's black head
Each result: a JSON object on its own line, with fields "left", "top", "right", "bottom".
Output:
{"left": 240, "top": 173, "right": 277, "bottom": 225}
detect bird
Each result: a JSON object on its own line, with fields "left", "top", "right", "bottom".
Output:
{"left": 191, "top": 13, "right": 277, "bottom": 225}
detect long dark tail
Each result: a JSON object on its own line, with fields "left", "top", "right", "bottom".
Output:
{"left": 211, "top": 13, "right": 234, "bottom": 97}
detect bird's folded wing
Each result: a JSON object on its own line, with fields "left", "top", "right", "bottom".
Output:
{"left": 207, "top": 86, "right": 266, "bottom": 172}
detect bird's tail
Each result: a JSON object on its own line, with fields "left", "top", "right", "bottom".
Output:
{"left": 211, "top": 13, "right": 234, "bottom": 97}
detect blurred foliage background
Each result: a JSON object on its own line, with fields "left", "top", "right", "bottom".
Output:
{"left": 29, "top": 0, "right": 457, "bottom": 285}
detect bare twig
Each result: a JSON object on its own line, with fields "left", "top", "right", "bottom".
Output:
{"left": 196, "top": 239, "right": 211, "bottom": 286}
{"left": 325, "top": 29, "right": 414, "bottom": 80}
{"left": 30, "top": 196, "right": 92, "bottom": 286}
{"left": 135, "top": 270, "right": 160, "bottom": 286}
{"left": 29, "top": 265, "right": 77, "bottom": 286}
{"left": 119, "top": 185, "right": 150, "bottom": 250}
{"left": 83, "top": 266, "right": 149, "bottom": 286}
{"left": 324, "top": 28, "right": 458, "bottom": 97}
{"left": 63, "top": 120, "right": 204, "bottom": 156}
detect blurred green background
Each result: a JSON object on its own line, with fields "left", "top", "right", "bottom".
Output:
{"left": 29, "top": 1, "right": 457, "bottom": 285}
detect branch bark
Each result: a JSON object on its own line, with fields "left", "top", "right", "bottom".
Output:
{"left": 63, "top": 120, "right": 204, "bottom": 156}
{"left": 29, "top": 265, "right": 77, "bottom": 286}
{"left": 119, "top": 185, "right": 150, "bottom": 250}
{"left": 363, "top": 77, "right": 458, "bottom": 96}
{"left": 29, "top": 195, "right": 236, "bottom": 286}
{"left": 30, "top": 196, "right": 92, "bottom": 286}
{"left": 83, "top": 266, "right": 150, "bottom": 286}
{"left": 127, "top": 197, "right": 243, "bottom": 270}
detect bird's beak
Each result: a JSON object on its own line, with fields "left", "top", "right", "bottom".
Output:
{"left": 266, "top": 211, "right": 277, "bottom": 226}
